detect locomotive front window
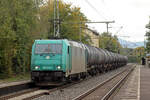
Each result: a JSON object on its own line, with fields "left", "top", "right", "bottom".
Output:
{"left": 50, "top": 44, "right": 62, "bottom": 54}
{"left": 35, "top": 44, "right": 62, "bottom": 54}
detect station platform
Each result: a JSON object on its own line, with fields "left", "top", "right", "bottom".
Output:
{"left": 112, "top": 64, "right": 140, "bottom": 100}
{"left": 0, "top": 80, "right": 31, "bottom": 96}
{"left": 0, "top": 80, "right": 30, "bottom": 88}
{"left": 140, "top": 65, "right": 150, "bottom": 100}
{"left": 112, "top": 64, "right": 150, "bottom": 100}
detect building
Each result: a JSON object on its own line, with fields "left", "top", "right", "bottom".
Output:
{"left": 84, "top": 27, "right": 99, "bottom": 48}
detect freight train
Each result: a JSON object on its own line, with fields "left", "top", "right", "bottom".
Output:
{"left": 31, "top": 39, "right": 128, "bottom": 85}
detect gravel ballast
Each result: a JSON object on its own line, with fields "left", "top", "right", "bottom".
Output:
{"left": 34, "top": 64, "right": 133, "bottom": 100}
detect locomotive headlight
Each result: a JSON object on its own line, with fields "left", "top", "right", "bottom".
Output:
{"left": 57, "top": 66, "right": 61, "bottom": 69}
{"left": 35, "top": 66, "right": 39, "bottom": 69}
{"left": 46, "top": 56, "right": 50, "bottom": 59}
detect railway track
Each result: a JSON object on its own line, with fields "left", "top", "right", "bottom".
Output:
{"left": 1, "top": 77, "right": 90, "bottom": 100}
{"left": 73, "top": 65, "right": 135, "bottom": 100}
{"left": 0, "top": 80, "right": 32, "bottom": 97}
{"left": 23, "top": 78, "right": 92, "bottom": 100}
{"left": 20, "top": 65, "right": 132, "bottom": 100}
{"left": 0, "top": 87, "right": 39, "bottom": 100}
{"left": 0, "top": 65, "right": 133, "bottom": 100}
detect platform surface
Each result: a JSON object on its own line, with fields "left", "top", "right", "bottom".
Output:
{"left": 140, "top": 65, "right": 150, "bottom": 100}
{"left": 112, "top": 65, "right": 150, "bottom": 100}
{"left": 0, "top": 80, "right": 30, "bottom": 88}
{"left": 112, "top": 64, "right": 140, "bottom": 100}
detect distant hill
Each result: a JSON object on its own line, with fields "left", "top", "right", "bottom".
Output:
{"left": 118, "top": 38, "right": 144, "bottom": 48}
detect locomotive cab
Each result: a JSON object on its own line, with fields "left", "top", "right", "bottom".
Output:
{"left": 31, "top": 40, "right": 70, "bottom": 85}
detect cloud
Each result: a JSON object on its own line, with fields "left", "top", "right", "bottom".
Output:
{"left": 131, "top": 0, "right": 150, "bottom": 8}
{"left": 63, "top": 0, "right": 149, "bottom": 42}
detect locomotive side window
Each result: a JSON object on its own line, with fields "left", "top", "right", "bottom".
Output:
{"left": 35, "top": 44, "right": 62, "bottom": 54}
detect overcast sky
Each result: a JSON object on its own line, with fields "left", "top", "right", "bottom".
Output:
{"left": 63, "top": 0, "right": 150, "bottom": 42}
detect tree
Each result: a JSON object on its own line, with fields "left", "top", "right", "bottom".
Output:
{"left": 145, "top": 17, "right": 150, "bottom": 53}
{"left": 99, "top": 32, "right": 122, "bottom": 53}
{"left": 133, "top": 47, "right": 145, "bottom": 58}
{"left": 35, "top": 0, "right": 89, "bottom": 43}
{"left": 0, "top": 0, "right": 92, "bottom": 78}
{"left": 0, "top": 0, "right": 37, "bottom": 77}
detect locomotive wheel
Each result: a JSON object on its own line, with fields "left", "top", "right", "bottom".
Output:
{"left": 100, "top": 66, "right": 105, "bottom": 73}
{"left": 93, "top": 69, "right": 97, "bottom": 76}
{"left": 78, "top": 74, "right": 81, "bottom": 80}
{"left": 72, "top": 74, "right": 81, "bottom": 81}
{"left": 81, "top": 73, "right": 86, "bottom": 79}
{"left": 66, "top": 76, "right": 72, "bottom": 83}
{"left": 89, "top": 70, "right": 94, "bottom": 76}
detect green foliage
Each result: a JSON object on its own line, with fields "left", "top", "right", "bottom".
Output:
{"left": 121, "top": 48, "right": 133, "bottom": 56}
{"left": 133, "top": 47, "right": 145, "bottom": 57}
{"left": 0, "top": 73, "right": 30, "bottom": 82}
{"left": 121, "top": 47, "right": 145, "bottom": 63}
{"left": 145, "top": 18, "right": 150, "bottom": 53}
{"left": 99, "top": 32, "right": 122, "bottom": 53}
{"left": 37, "top": 0, "right": 89, "bottom": 43}
{"left": 0, "top": 0, "right": 90, "bottom": 79}
{"left": 0, "top": 0, "right": 37, "bottom": 78}
{"left": 133, "top": 46, "right": 145, "bottom": 62}
{"left": 127, "top": 56, "right": 138, "bottom": 63}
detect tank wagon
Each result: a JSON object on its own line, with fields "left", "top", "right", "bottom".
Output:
{"left": 31, "top": 39, "right": 127, "bottom": 85}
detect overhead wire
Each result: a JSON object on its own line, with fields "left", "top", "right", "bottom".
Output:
{"left": 84, "top": 0, "right": 126, "bottom": 36}
{"left": 66, "top": 0, "right": 129, "bottom": 39}
{"left": 84, "top": 0, "right": 119, "bottom": 33}
{"left": 84, "top": 0, "right": 107, "bottom": 20}
{"left": 84, "top": 0, "right": 133, "bottom": 48}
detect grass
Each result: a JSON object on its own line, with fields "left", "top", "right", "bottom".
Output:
{"left": 0, "top": 73, "right": 30, "bottom": 83}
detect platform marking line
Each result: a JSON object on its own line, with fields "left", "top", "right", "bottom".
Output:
{"left": 137, "top": 65, "right": 140, "bottom": 100}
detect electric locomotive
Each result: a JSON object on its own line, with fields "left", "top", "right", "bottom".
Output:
{"left": 31, "top": 39, "right": 87, "bottom": 85}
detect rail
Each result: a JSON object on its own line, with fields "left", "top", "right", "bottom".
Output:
{"left": 73, "top": 65, "right": 135, "bottom": 100}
